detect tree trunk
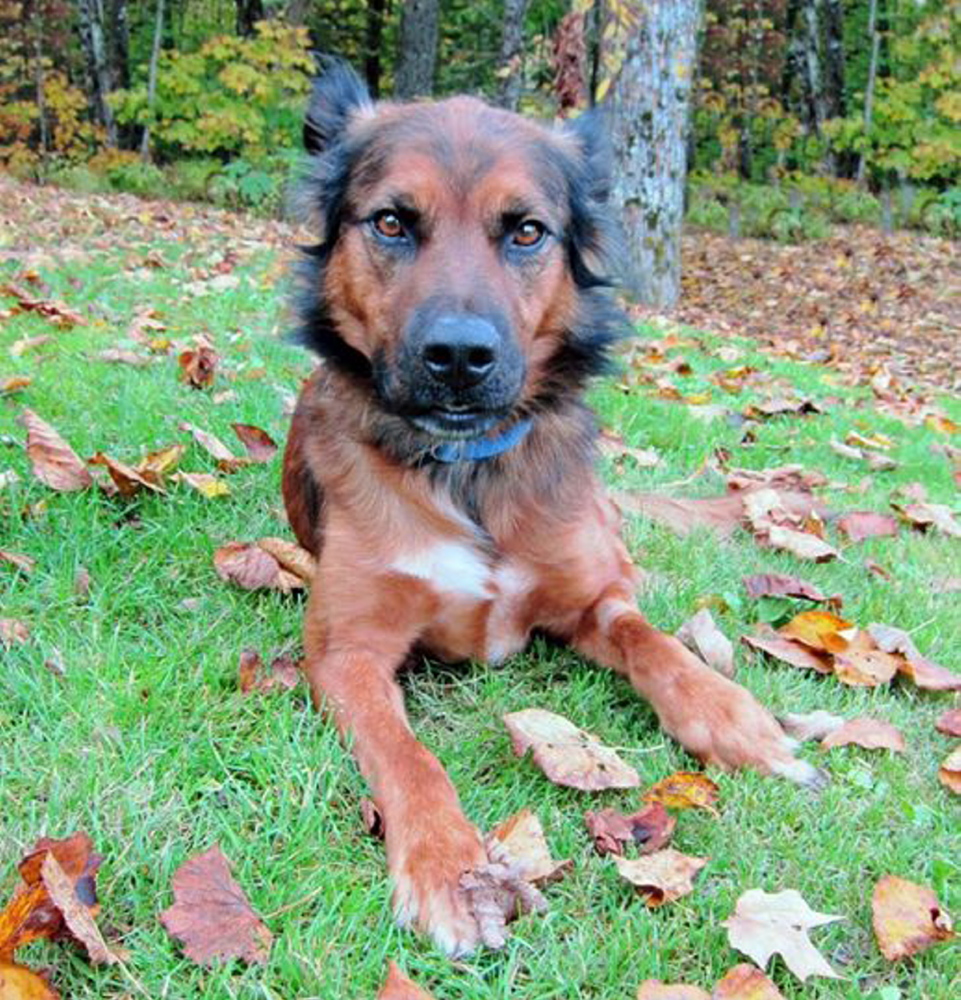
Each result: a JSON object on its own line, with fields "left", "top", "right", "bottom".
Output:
{"left": 822, "top": 0, "right": 845, "bottom": 120}
{"left": 236, "top": 0, "right": 264, "bottom": 37}
{"left": 800, "top": 0, "right": 828, "bottom": 134}
{"left": 140, "top": 0, "right": 164, "bottom": 162}
{"left": 364, "top": 0, "right": 387, "bottom": 98}
{"left": 496, "top": 0, "right": 530, "bottom": 110}
{"left": 109, "top": 0, "right": 130, "bottom": 89}
{"left": 394, "top": 0, "right": 439, "bottom": 98}
{"left": 608, "top": 0, "right": 701, "bottom": 308}
{"left": 856, "top": 0, "right": 880, "bottom": 184}
{"left": 76, "top": 0, "right": 117, "bottom": 146}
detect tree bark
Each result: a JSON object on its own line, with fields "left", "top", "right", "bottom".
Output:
{"left": 236, "top": 0, "right": 264, "bottom": 37}
{"left": 822, "top": 0, "right": 845, "bottom": 120}
{"left": 608, "top": 0, "right": 701, "bottom": 308}
{"left": 76, "top": 0, "right": 117, "bottom": 146}
{"left": 364, "top": 0, "right": 387, "bottom": 98}
{"left": 394, "top": 0, "right": 439, "bottom": 99}
{"left": 496, "top": 0, "right": 530, "bottom": 110}
{"left": 109, "top": 0, "right": 130, "bottom": 89}
{"left": 140, "top": 0, "right": 164, "bottom": 162}
{"left": 856, "top": 0, "right": 880, "bottom": 184}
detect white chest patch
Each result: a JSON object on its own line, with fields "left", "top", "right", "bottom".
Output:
{"left": 390, "top": 542, "right": 492, "bottom": 599}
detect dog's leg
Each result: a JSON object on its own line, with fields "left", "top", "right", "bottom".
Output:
{"left": 573, "top": 585, "right": 825, "bottom": 787}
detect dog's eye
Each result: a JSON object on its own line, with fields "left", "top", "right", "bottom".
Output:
{"left": 512, "top": 219, "right": 547, "bottom": 249}
{"left": 372, "top": 211, "right": 405, "bottom": 241}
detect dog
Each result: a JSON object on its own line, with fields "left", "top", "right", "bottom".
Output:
{"left": 281, "top": 65, "right": 820, "bottom": 957}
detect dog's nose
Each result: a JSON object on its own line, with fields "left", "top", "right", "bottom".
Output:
{"left": 421, "top": 315, "right": 499, "bottom": 389}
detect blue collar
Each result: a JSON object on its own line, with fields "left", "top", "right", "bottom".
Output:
{"left": 429, "top": 418, "right": 533, "bottom": 463}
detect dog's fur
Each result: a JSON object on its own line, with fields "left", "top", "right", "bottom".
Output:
{"left": 282, "top": 66, "right": 819, "bottom": 956}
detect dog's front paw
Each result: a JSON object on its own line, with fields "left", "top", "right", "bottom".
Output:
{"left": 389, "top": 811, "right": 490, "bottom": 957}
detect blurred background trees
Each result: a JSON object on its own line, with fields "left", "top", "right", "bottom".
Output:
{"left": 1, "top": 0, "right": 958, "bottom": 301}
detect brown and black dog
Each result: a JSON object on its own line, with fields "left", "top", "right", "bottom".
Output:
{"left": 282, "top": 65, "right": 820, "bottom": 956}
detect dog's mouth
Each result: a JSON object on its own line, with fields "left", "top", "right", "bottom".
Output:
{"left": 407, "top": 406, "right": 505, "bottom": 440}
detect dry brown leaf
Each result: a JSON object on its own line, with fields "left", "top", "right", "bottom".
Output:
{"left": 598, "top": 429, "right": 662, "bottom": 469}
{"left": 934, "top": 707, "right": 961, "bottom": 737}
{"left": 636, "top": 980, "right": 709, "bottom": 1000}
{"left": 377, "top": 961, "right": 436, "bottom": 1000}
{"left": 642, "top": 772, "right": 719, "bottom": 815}
{"left": 764, "top": 523, "right": 839, "bottom": 562}
{"left": 212, "top": 542, "right": 304, "bottom": 592}
{"left": 238, "top": 649, "right": 262, "bottom": 694}
{"left": 0, "top": 960, "right": 60, "bottom": 999}
{"left": 10, "top": 334, "right": 52, "bottom": 357}
{"left": 866, "top": 624, "right": 961, "bottom": 691}
{"left": 1, "top": 376, "right": 32, "bottom": 395}
{"left": 502, "top": 708, "right": 640, "bottom": 790}
{"left": 711, "top": 963, "right": 786, "bottom": 1000}
{"left": 178, "top": 421, "right": 246, "bottom": 470}
{"left": 491, "top": 809, "right": 572, "bottom": 884}
{"left": 831, "top": 630, "right": 901, "bottom": 687}
{"left": 0, "top": 620, "right": 30, "bottom": 646}
{"left": 237, "top": 650, "right": 300, "bottom": 695}
{"left": 178, "top": 345, "right": 218, "bottom": 388}
{"left": 742, "top": 573, "right": 830, "bottom": 603}
{"left": 742, "top": 629, "right": 833, "bottom": 674}
{"left": 88, "top": 452, "right": 165, "bottom": 498}
{"left": 939, "top": 746, "right": 961, "bottom": 794}
{"left": 136, "top": 444, "right": 185, "bottom": 481}
{"left": 584, "top": 802, "right": 675, "bottom": 857}
{"left": 821, "top": 717, "right": 905, "bottom": 751}
{"left": 722, "top": 888, "right": 843, "bottom": 982}
{"left": 744, "top": 490, "right": 838, "bottom": 562}
{"left": 613, "top": 490, "right": 745, "bottom": 537}
{"left": 872, "top": 875, "right": 954, "bottom": 960}
{"left": 20, "top": 409, "right": 92, "bottom": 492}
{"left": 613, "top": 849, "right": 707, "bottom": 907}
{"left": 779, "top": 611, "right": 854, "bottom": 654}
{"left": 676, "top": 609, "right": 734, "bottom": 677}
{"left": 39, "top": 854, "right": 117, "bottom": 965}
{"left": 230, "top": 423, "right": 278, "bottom": 463}
{"left": 837, "top": 512, "right": 899, "bottom": 543}
{"left": 159, "top": 845, "right": 272, "bottom": 965}
{"left": 0, "top": 550, "right": 35, "bottom": 574}
{"left": 172, "top": 472, "right": 231, "bottom": 498}
{"left": 97, "top": 348, "right": 152, "bottom": 366}
{"left": 892, "top": 501, "right": 961, "bottom": 538}
{"left": 779, "top": 710, "right": 845, "bottom": 742}
{"left": 255, "top": 537, "right": 316, "bottom": 585}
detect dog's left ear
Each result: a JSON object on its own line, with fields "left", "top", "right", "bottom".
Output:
{"left": 303, "top": 62, "right": 373, "bottom": 155}
{"left": 562, "top": 108, "right": 612, "bottom": 206}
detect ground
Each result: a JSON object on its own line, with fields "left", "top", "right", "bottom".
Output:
{"left": 1, "top": 175, "right": 959, "bottom": 999}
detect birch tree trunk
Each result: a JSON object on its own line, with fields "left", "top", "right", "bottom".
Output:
{"left": 394, "top": 0, "right": 440, "bottom": 98}
{"left": 76, "top": 0, "right": 117, "bottom": 146}
{"left": 496, "top": 0, "right": 530, "bottom": 110}
{"left": 140, "top": 0, "right": 164, "bottom": 162}
{"left": 608, "top": 0, "right": 701, "bottom": 308}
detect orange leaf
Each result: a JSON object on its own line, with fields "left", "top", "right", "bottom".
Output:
{"left": 779, "top": 610, "right": 854, "bottom": 654}
{"left": 20, "top": 409, "right": 92, "bottom": 492}
{"left": 939, "top": 746, "right": 961, "bottom": 795}
{"left": 585, "top": 802, "right": 675, "bottom": 857}
{"left": 636, "top": 980, "right": 709, "bottom": 1000}
{"left": 230, "top": 423, "right": 278, "bottom": 463}
{"left": 872, "top": 875, "right": 954, "bottom": 960}
{"left": 643, "top": 771, "right": 719, "bottom": 815}
{"left": 0, "top": 960, "right": 60, "bottom": 999}
{"left": 831, "top": 630, "right": 900, "bottom": 687}
{"left": 712, "top": 963, "right": 786, "bottom": 999}
{"left": 490, "top": 809, "right": 572, "bottom": 885}
{"left": 742, "top": 629, "right": 833, "bottom": 674}
{"left": 377, "top": 961, "right": 436, "bottom": 999}
{"left": 935, "top": 708, "right": 961, "bottom": 738}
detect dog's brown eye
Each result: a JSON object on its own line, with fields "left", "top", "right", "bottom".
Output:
{"left": 373, "top": 211, "right": 404, "bottom": 240}
{"left": 512, "top": 220, "right": 546, "bottom": 248}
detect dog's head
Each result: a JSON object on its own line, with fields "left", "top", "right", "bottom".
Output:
{"left": 295, "top": 64, "right": 623, "bottom": 442}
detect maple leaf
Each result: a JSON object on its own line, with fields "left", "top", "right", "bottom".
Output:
{"left": 502, "top": 708, "right": 639, "bottom": 790}
{"left": 675, "top": 609, "right": 735, "bottom": 677}
{"left": 20, "top": 409, "right": 92, "bottom": 492}
{"left": 636, "top": 980, "right": 709, "bottom": 1000}
{"left": 742, "top": 629, "right": 833, "bottom": 674}
{"left": 712, "top": 964, "right": 786, "bottom": 1000}
{"left": 178, "top": 345, "right": 219, "bottom": 389}
{"left": 866, "top": 623, "right": 961, "bottom": 691}
{"left": 230, "top": 423, "right": 278, "bottom": 463}
{"left": 642, "top": 772, "right": 720, "bottom": 815}
{"left": 741, "top": 573, "right": 831, "bottom": 604}
{"left": 490, "top": 809, "right": 572, "bottom": 885}
{"left": 836, "top": 511, "right": 899, "bottom": 543}
{"left": 722, "top": 888, "right": 843, "bottom": 981}
{"left": 159, "top": 845, "right": 272, "bottom": 965}
{"left": 934, "top": 707, "right": 961, "bottom": 737}
{"left": 377, "top": 961, "right": 436, "bottom": 1000}
{"left": 613, "top": 849, "right": 708, "bottom": 907}
{"left": 939, "top": 746, "right": 961, "bottom": 795}
{"left": 820, "top": 717, "right": 905, "bottom": 751}
{"left": 584, "top": 803, "right": 675, "bottom": 857}
{"left": 872, "top": 875, "right": 954, "bottom": 961}
{"left": 778, "top": 710, "right": 845, "bottom": 742}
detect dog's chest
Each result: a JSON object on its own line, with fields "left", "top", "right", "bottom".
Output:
{"left": 389, "top": 541, "right": 535, "bottom": 663}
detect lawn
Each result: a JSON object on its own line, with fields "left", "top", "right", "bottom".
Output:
{"left": 1, "top": 176, "right": 959, "bottom": 999}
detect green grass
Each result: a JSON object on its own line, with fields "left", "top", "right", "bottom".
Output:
{"left": 1, "top": 190, "right": 959, "bottom": 1000}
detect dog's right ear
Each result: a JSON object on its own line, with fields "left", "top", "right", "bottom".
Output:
{"left": 303, "top": 63, "right": 372, "bottom": 155}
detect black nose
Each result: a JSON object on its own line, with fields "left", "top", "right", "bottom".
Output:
{"left": 421, "top": 315, "right": 499, "bottom": 390}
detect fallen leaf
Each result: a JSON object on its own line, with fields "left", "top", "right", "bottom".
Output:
{"left": 255, "top": 537, "right": 316, "bottom": 585}
{"left": 0, "top": 619, "right": 30, "bottom": 645}
{"left": 676, "top": 609, "right": 735, "bottom": 677}
{"left": 613, "top": 490, "right": 745, "bottom": 536}
{"left": 97, "top": 348, "right": 152, "bottom": 366}
{"left": 178, "top": 345, "right": 218, "bottom": 389}
{"left": 491, "top": 809, "right": 572, "bottom": 884}
{"left": 502, "top": 708, "right": 640, "bottom": 790}
{"left": 891, "top": 501, "right": 961, "bottom": 538}
{"left": 136, "top": 444, "right": 185, "bottom": 481}
{"left": 712, "top": 964, "right": 786, "bottom": 999}
{"left": 0, "top": 550, "right": 35, "bottom": 574}
{"left": 837, "top": 511, "right": 899, "bottom": 543}
{"left": 742, "top": 629, "right": 833, "bottom": 674}
{"left": 377, "top": 960, "right": 436, "bottom": 999}
{"left": 584, "top": 803, "right": 675, "bottom": 856}
{"left": 866, "top": 624, "right": 961, "bottom": 691}
{"left": 939, "top": 746, "right": 961, "bottom": 794}
{"left": 20, "top": 409, "right": 93, "bottom": 492}
{"left": 10, "top": 334, "right": 52, "bottom": 356}
{"left": 231, "top": 423, "right": 278, "bottom": 463}
{"left": 636, "top": 980, "right": 709, "bottom": 1000}
{"left": 237, "top": 650, "right": 301, "bottom": 695}
{"left": 88, "top": 453, "right": 165, "bottom": 498}
{"left": 764, "top": 523, "right": 839, "bottom": 562}
{"left": 74, "top": 567, "right": 91, "bottom": 599}
{"left": 742, "top": 573, "right": 830, "bottom": 603}
{"left": 172, "top": 472, "right": 231, "bottom": 498}
{"left": 831, "top": 630, "right": 900, "bottom": 687}
{"left": 821, "top": 717, "right": 905, "bottom": 751}
{"left": 744, "top": 491, "right": 838, "bottom": 562}
{"left": 642, "top": 772, "right": 719, "bottom": 815}
{"left": 934, "top": 708, "right": 961, "bottom": 737}
{"left": 779, "top": 710, "right": 845, "bottom": 742}
{"left": 213, "top": 542, "right": 304, "bottom": 593}
{"left": 1, "top": 376, "right": 31, "bottom": 395}
{"left": 178, "top": 421, "right": 247, "bottom": 471}
{"left": 159, "top": 845, "right": 272, "bottom": 965}
{"left": 722, "top": 888, "right": 843, "bottom": 981}
{"left": 598, "top": 429, "right": 662, "bottom": 469}
{"left": 872, "top": 875, "right": 954, "bottom": 960}
{"left": 613, "top": 849, "right": 707, "bottom": 907}
{"left": 238, "top": 649, "right": 262, "bottom": 694}
{"left": 0, "top": 960, "right": 60, "bottom": 999}
{"left": 779, "top": 611, "right": 853, "bottom": 654}
{"left": 39, "top": 854, "right": 117, "bottom": 964}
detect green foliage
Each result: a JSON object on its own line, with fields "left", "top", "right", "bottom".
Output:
{"left": 110, "top": 21, "right": 314, "bottom": 162}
